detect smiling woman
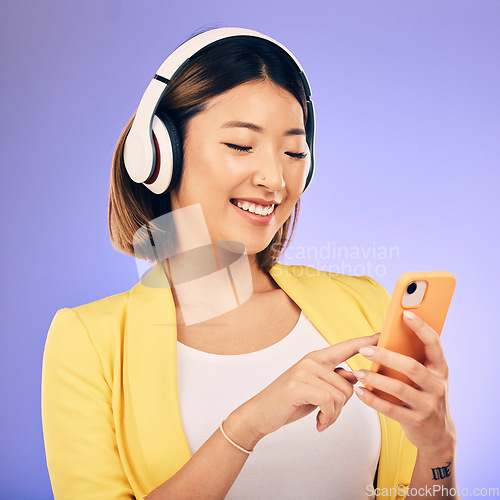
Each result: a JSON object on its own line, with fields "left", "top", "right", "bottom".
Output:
{"left": 41, "top": 27, "right": 458, "bottom": 500}
{"left": 108, "top": 33, "right": 312, "bottom": 273}
{"left": 170, "top": 80, "right": 309, "bottom": 254}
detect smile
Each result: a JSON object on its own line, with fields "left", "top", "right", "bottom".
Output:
{"left": 229, "top": 199, "right": 275, "bottom": 217}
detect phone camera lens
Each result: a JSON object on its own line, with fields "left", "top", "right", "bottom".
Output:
{"left": 407, "top": 282, "right": 417, "bottom": 294}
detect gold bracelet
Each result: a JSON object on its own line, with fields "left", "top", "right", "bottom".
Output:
{"left": 219, "top": 420, "right": 253, "bottom": 454}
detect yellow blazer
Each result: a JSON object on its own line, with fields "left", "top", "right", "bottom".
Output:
{"left": 41, "top": 262, "right": 417, "bottom": 499}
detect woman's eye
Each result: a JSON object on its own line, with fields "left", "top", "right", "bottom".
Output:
{"left": 285, "top": 152, "right": 308, "bottom": 159}
{"left": 224, "top": 143, "right": 252, "bottom": 152}
{"left": 224, "top": 143, "right": 307, "bottom": 159}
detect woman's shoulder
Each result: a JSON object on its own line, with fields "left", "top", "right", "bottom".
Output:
{"left": 270, "top": 263, "right": 391, "bottom": 332}
{"left": 270, "top": 263, "right": 390, "bottom": 302}
{"left": 46, "top": 289, "right": 132, "bottom": 359}
{"left": 266, "top": 263, "right": 391, "bottom": 353}
{"left": 46, "top": 263, "right": 171, "bottom": 355}
{"left": 50, "top": 288, "right": 132, "bottom": 329}
{"left": 71, "top": 289, "right": 131, "bottom": 320}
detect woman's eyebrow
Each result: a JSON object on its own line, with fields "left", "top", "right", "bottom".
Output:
{"left": 221, "top": 120, "right": 306, "bottom": 136}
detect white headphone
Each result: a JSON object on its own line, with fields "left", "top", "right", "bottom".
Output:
{"left": 123, "top": 27, "right": 316, "bottom": 196}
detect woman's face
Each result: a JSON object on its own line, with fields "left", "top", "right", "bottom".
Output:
{"left": 169, "top": 79, "right": 310, "bottom": 256}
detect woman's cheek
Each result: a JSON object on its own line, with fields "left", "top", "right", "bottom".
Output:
{"left": 285, "top": 168, "right": 308, "bottom": 198}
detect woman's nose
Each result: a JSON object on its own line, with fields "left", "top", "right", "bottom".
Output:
{"left": 252, "top": 152, "right": 285, "bottom": 191}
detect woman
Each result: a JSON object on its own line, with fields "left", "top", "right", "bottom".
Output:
{"left": 41, "top": 27, "right": 458, "bottom": 499}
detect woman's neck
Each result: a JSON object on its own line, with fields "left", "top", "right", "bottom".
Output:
{"left": 158, "top": 243, "right": 278, "bottom": 327}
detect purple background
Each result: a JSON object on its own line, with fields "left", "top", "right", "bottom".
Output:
{"left": 1, "top": 1, "right": 499, "bottom": 497}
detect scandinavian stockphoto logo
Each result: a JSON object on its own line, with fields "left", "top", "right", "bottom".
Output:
{"left": 278, "top": 241, "right": 400, "bottom": 277}
{"left": 132, "top": 203, "right": 253, "bottom": 326}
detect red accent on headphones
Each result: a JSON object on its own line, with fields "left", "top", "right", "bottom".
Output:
{"left": 144, "top": 133, "right": 161, "bottom": 185}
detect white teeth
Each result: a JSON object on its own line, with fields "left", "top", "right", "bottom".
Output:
{"left": 232, "top": 199, "right": 276, "bottom": 216}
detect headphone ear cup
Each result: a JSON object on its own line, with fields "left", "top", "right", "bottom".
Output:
{"left": 155, "top": 110, "right": 183, "bottom": 192}
{"left": 143, "top": 110, "right": 183, "bottom": 195}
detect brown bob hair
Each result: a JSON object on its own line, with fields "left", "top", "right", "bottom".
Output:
{"left": 108, "top": 33, "right": 310, "bottom": 272}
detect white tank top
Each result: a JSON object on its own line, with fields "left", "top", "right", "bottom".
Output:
{"left": 176, "top": 310, "right": 381, "bottom": 499}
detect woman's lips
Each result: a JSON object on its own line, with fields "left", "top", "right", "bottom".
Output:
{"left": 229, "top": 199, "right": 276, "bottom": 226}
{"left": 230, "top": 198, "right": 275, "bottom": 215}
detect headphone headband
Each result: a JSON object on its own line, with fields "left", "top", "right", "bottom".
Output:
{"left": 157, "top": 28, "right": 309, "bottom": 81}
{"left": 123, "top": 27, "right": 315, "bottom": 194}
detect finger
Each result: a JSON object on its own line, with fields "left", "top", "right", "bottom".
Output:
{"left": 303, "top": 362, "right": 357, "bottom": 431}
{"left": 317, "top": 401, "right": 342, "bottom": 432}
{"left": 353, "top": 369, "right": 422, "bottom": 409}
{"left": 354, "top": 384, "right": 413, "bottom": 424}
{"left": 299, "top": 358, "right": 355, "bottom": 402}
{"left": 402, "top": 311, "right": 448, "bottom": 374}
{"left": 334, "top": 367, "right": 358, "bottom": 385}
{"left": 304, "top": 380, "right": 347, "bottom": 429}
{"left": 312, "top": 332, "right": 381, "bottom": 369}
{"left": 359, "top": 345, "right": 435, "bottom": 391}
{"left": 323, "top": 368, "right": 356, "bottom": 399}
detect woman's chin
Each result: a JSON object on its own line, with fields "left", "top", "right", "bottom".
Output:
{"left": 214, "top": 238, "right": 271, "bottom": 260}
{"left": 211, "top": 226, "right": 271, "bottom": 251}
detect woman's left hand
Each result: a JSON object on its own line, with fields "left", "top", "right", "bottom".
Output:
{"left": 352, "top": 310, "right": 457, "bottom": 453}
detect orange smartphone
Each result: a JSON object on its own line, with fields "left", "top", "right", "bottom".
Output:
{"left": 367, "top": 271, "right": 456, "bottom": 405}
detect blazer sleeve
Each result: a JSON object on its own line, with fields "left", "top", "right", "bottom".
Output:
{"left": 41, "top": 307, "right": 135, "bottom": 500}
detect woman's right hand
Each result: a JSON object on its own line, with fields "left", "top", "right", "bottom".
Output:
{"left": 227, "top": 333, "right": 380, "bottom": 445}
